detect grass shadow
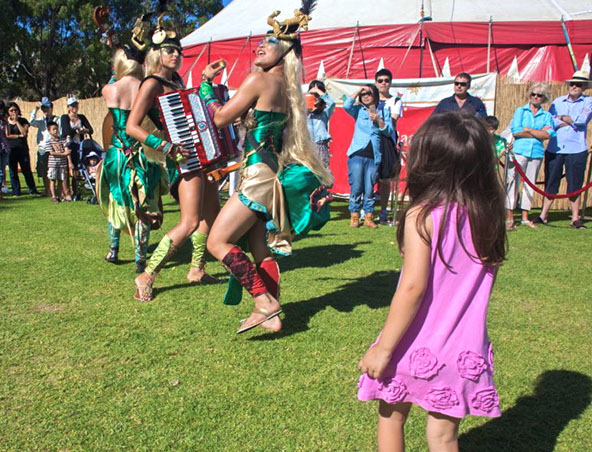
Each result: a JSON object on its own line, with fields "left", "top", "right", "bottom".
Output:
{"left": 330, "top": 202, "right": 352, "bottom": 221}
{"left": 252, "top": 270, "right": 398, "bottom": 340}
{"left": 459, "top": 370, "right": 592, "bottom": 452}
{"left": 278, "top": 242, "right": 369, "bottom": 272}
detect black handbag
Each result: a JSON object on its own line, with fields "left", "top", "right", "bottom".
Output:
{"left": 378, "top": 134, "right": 400, "bottom": 180}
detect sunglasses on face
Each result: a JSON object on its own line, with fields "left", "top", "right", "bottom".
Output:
{"left": 257, "top": 37, "right": 279, "bottom": 46}
{"left": 376, "top": 78, "right": 391, "bottom": 84}
{"left": 530, "top": 92, "right": 544, "bottom": 98}
{"left": 454, "top": 81, "right": 468, "bottom": 87}
{"left": 570, "top": 82, "right": 585, "bottom": 88}
{"left": 8, "top": 108, "right": 17, "bottom": 112}
{"left": 360, "top": 92, "right": 373, "bottom": 97}
{"left": 161, "top": 47, "right": 181, "bottom": 56}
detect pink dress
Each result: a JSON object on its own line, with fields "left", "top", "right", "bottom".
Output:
{"left": 357, "top": 204, "right": 501, "bottom": 418}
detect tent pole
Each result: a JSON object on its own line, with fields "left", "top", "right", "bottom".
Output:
{"left": 425, "top": 37, "right": 441, "bottom": 77}
{"left": 561, "top": 16, "right": 579, "bottom": 71}
{"left": 226, "top": 33, "right": 251, "bottom": 85}
{"left": 346, "top": 24, "right": 358, "bottom": 79}
{"left": 355, "top": 21, "right": 368, "bottom": 79}
{"left": 394, "top": 25, "right": 422, "bottom": 78}
{"left": 419, "top": 22, "right": 424, "bottom": 78}
{"left": 487, "top": 17, "right": 492, "bottom": 73}
{"left": 207, "top": 38, "right": 212, "bottom": 64}
{"left": 180, "top": 44, "right": 208, "bottom": 82}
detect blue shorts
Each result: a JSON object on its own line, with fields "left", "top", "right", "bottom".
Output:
{"left": 544, "top": 151, "right": 588, "bottom": 195}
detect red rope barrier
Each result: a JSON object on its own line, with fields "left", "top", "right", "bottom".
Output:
{"left": 510, "top": 155, "right": 592, "bottom": 199}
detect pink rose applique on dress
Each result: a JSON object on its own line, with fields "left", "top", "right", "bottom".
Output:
{"left": 457, "top": 351, "right": 488, "bottom": 382}
{"left": 488, "top": 342, "right": 495, "bottom": 374}
{"left": 471, "top": 387, "right": 500, "bottom": 413}
{"left": 409, "top": 348, "right": 444, "bottom": 380}
{"left": 425, "top": 387, "right": 459, "bottom": 410}
{"left": 378, "top": 377, "right": 408, "bottom": 404}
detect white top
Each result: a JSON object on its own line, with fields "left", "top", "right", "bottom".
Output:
{"left": 385, "top": 97, "right": 404, "bottom": 119}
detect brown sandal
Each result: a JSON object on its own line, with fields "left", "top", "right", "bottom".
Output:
{"left": 237, "top": 306, "right": 282, "bottom": 334}
{"left": 134, "top": 274, "right": 154, "bottom": 302}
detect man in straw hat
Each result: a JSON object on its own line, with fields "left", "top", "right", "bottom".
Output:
{"left": 535, "top": 70, "right": 592, "bottom": 229}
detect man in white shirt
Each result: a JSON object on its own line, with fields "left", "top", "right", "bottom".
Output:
{"left": 375, "top": 69, "right": 403, "bottom": 225}
{"left": 30, "top": 97, "right": 59, "bottom": 197}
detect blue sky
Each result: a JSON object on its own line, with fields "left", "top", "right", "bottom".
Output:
{"left": 223, "top": 0, "right": 233, "bottom": 6}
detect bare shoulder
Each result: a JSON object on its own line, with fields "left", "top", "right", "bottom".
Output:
{"left": 405, "top": 205, "right": 433, "bottom": 237}
{"left": 138, "top": 77, "right": 164, "bottom": 96}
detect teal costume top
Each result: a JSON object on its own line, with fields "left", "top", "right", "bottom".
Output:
{"left": 243, "top": 109, "right": 287, "bottom": 167}
{"left": 98, "top": 107, "right": 167, "bottom": 231}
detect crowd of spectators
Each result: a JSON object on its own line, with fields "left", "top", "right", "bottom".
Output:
{"left": 0, "top": 96, "right": 94, "bottom": 203}
{"left": 1, "top": 70, "right": 591, "bottom": 225}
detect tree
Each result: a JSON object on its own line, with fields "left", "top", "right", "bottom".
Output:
{"left": 2, "top": 0, "right": 223, "bottom": 100}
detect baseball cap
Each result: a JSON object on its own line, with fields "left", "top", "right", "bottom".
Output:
{"left": 67, "top": 96, "right": 79, "bottom": 106}
{"left": 41, "top": 97, "right": 52, "bottom": 108}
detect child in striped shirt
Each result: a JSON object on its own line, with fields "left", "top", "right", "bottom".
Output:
{"left": 45, "top": 122, "right": 71, "bottom": 202}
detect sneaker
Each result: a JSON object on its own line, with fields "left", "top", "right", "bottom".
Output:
{"left": 571, "top": 219, "right": 587, "bottom": 230}
{"left": 533, "top": 216, "right": 548, "bottom": 225}
{"left": 378, "top": 210, "right": 392, "bottom": 226}
{"left": 51, "top": 197, "right": 59, "bottom": 203}
{"left": 1, "top": 187, "right": 9, "bottom": 194}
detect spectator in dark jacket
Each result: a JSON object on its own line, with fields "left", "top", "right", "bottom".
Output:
{"left": 60, "top": 96, "right": 93, "bottom": 200}
{"left": 432, "top": 73, "right": 487, "bottom": 118}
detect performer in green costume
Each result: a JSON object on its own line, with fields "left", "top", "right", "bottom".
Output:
{"left": 98, "top": 47, "right": 168, "bottom": 274}
{"left": 200, "top": 1, "right": 334, "bottom": 333}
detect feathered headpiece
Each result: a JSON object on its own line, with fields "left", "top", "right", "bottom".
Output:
{"left": 266, "top": 0, "right": 316, "bottom": 46}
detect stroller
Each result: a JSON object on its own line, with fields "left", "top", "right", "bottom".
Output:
{"left": 75, "top": 139, "right": 104, "bottom": 204}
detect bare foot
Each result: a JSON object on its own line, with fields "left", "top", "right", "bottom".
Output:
{"left": 186, "top": 266, "right": 221, "bottom": 284}
{"left": 238, "top": 293, "right": 282, "bottom": 333}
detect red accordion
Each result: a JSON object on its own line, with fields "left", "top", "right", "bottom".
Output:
{"left": 156, "top": 85, "right": 239, "bottom": 175}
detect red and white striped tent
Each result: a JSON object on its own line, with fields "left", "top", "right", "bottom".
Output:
{"left": 181, "top": 0, "right": 591, "bottom": 85}
{"left": 180, "top": 0, "right": 592, "bottom": 193}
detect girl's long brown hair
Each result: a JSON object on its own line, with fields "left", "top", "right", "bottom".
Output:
{"left": 396, "top": 112, "right": 507, "bottom": 267}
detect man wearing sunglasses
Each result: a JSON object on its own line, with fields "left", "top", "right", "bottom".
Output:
{"left": 536, "top": 71, "right": 592, "bottom": 229}
{"left": 432, "top": 72, "right": 486, "bottom": 118}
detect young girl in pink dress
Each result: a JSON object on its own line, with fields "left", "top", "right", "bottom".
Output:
{"left": 358, "top": 112, "right": 507, "bottom": 452}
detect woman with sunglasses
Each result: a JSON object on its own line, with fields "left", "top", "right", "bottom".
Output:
{"left": 199, "top": 8, "right": 333, "bottom": 334}
{"left": 127, "top": 27, "right": 220, "bottom": 302}
{"left": 343, "top": 84, "right": 393, "bottom": 229}
{"left": 505, "top": 83, "right": 555, "bottom": 230}
{"left": 5, "top": 102, "right": 38, "bottom": 196}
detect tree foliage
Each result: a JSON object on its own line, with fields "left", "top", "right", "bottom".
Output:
{"left": 2, "top": 0, "right": 223, "bottom": 100}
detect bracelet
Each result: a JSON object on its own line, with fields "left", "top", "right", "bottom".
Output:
{"left": 162, "top": 142, "right": 173, "bottom": 155}
{"left": 145, "top": 134, "right": 164, "bottom": 149}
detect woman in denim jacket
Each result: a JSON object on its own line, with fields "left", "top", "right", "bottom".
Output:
{"left": 344, "top": 84, "right": 393, "bottom": 228}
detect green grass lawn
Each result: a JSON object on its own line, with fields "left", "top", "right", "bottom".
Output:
{"left": 1, "top": 194, "right": 590, "bottom": 451}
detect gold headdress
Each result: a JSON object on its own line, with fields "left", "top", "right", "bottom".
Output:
{"left": 266, "top": 0, "right": 316, "bottom": 46}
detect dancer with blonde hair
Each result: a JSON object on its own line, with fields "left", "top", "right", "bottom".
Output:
{"left": 201, "top": 1, "right": 333, "bottom": 333}
{"left": 99, "top": 43, "right": 168, "bottom": 274}
{"left": 127, "top": 17, "right": 220, "bottom": 302}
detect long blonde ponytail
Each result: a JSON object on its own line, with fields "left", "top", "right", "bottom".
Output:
{"left": 279, "top": 42, "right": 334, "bottom": 187}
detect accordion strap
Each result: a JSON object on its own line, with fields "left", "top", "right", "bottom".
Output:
{"left": 141, "top": 73, "right": 185, "bottom": 91}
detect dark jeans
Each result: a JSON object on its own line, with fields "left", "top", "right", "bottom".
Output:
{"left": 8, "top": 147, "right": 37, "bottom": 195}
